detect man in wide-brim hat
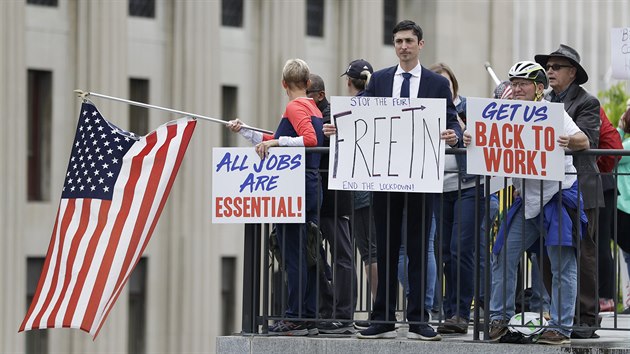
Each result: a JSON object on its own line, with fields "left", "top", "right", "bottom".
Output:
{"left": 535, "top": 44, "right": 589, "bottom": 85}
{"left": 535, "top": 44, "right": 603, "bottom": 340}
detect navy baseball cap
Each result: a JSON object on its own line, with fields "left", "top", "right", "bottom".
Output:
{"left": 341, "top": 59, "right": 373, "bottom": 79}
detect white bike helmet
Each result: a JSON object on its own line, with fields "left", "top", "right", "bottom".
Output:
{"left": 508, "top": 61, "right": 548, "bottom": 89}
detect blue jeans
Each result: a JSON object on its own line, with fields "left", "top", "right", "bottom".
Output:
{"left": 528, "top": 252, "right": 550, "bottom": 313}
{"left": 489, "top": 205, "right": 577, "bottom": 337}
{"left": 435, "top": 186, "right": 484, "bottom": 320}
{"left": 398, "top": 215, "right": 436, "bottom": 307}
{"left": 276, "top": 223, "right": 318, "bottom": 319}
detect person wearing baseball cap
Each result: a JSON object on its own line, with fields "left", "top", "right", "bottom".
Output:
{"left": 535, "top": 44, "right": 603, "bottom": 340}
{"left": 341, "top": 59, "right": 373, "bottom": 80}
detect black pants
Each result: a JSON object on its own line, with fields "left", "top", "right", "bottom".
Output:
{"left": 372, "top": 192, "right": 433, "bottom": 323}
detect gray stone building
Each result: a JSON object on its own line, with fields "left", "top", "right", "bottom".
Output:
{"left": 1, "top": 0, "right": 628, "bottom": 353}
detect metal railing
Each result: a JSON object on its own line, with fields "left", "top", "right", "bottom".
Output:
{"left": 241, "top": 148, "right": 630, "bottom": 339}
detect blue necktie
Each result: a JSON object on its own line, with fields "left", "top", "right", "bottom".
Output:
{"left": 400, "top": 72, "right": 412, "bottom": 98}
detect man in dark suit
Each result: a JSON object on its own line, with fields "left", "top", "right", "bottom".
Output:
{"left": 356, "top": 20, "right": 461, "bottom": 341}
{"left": 535, "top": 44, "right": 603, "bottom": 339}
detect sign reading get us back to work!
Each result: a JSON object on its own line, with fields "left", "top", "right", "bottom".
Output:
{"left": 212, "top": 147, "right": 305, "bottom": 223}
{"left": 328, "top": 96, "right": 446, "bottom": 193}
{"left": 466, "top": 97, "right": 565, "bottom": 181}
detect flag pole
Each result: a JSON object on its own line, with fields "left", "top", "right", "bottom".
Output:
{"left": 74, "top": 89, "right": 274, "bottom": 135}
{"left": 484, "top": 62, "right": 502, "bottom": 85}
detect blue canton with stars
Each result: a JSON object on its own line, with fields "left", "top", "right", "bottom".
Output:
{"left": 62, "top": 103, "right": 138, "bottom": 200}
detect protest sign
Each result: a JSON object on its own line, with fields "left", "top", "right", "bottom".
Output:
{"left": 328, "top": 96, "right": 446, "bottom": 193}
{"left": 611, "top": 27, "right": 630, "bottom": 80}
{"left": 212, "top": 147, "right": 305, "bottom": 223}
{"left": 466, "top": 97, "right": 565, "bottom": 181}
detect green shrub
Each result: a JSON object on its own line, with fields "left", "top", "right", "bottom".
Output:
{"left": 598, "top": 82, "right": 630, "bottom": 127}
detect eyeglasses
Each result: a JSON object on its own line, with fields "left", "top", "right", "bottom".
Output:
{"left": 546, "top": 64, "right": 573, "bottom": 71}
{"left": 509, "top": 81, "right": 534, "bottom": 89}
{"left": 306, "top": 90, "right": 322, "bottom": 95}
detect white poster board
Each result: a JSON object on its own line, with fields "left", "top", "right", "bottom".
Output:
{"left": 328, "top": 96, "right": 446, "bottom": 193}
{"left": 611, "top": 27, "right": 630, "bottom": 80}
{"left": 212, "top": 147, "right": 305, "bottom": 223}
{"left": 466, "top": 97, "right": 565, "bottom": 181}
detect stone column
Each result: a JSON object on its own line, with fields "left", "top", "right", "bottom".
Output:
{"left": 74, "top": 0, "right": 128, "bottom": 127}
{"left": 255, "top": 0, "right": 306, "bottom": 131}
{"left": 167, "top": 0, "right": 221, "bottom": 352}
{"left": 0, "top": 1, "right": 26, "bottom": 352}
{"left": 69, "top": 1, "right": 129, "bottom": 352}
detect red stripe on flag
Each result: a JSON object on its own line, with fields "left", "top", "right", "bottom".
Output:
{"left": 63, "top": 201, "right": 111, "bottom": 330}
{"left": 99, "top": 125, "right": 177, "bottom": 314}
{"left": 31, "top": 200, "right": 76, "bottom": 329}
{"left": 93, "top": 120, "right": 196, "bottom": 337}
{"left": 47, "top": 200, "right": 92, "bottom": 327}
{"left": 19, "top": 206, "right": 62, "bottom": 332}
{"left": 81, "top": 132, "right": 159, "bottom": 331}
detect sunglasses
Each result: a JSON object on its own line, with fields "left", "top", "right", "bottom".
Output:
{"left": 546, "top": 64, "right": 573, "bottom": 71}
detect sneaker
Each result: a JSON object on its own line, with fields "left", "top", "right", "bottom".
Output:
{"left": 622, "top": 307, "right": 630, "bottom": 315}
{"left": 354, "top": 312, "right": 375, "bottom": 330}
{"left": 356, "top": 324, "right": 397, "bottom": 339}
{"left": 488, "top": 319, "right": 508, "bottom": 341}
{"left": 268, "top": 320, "right": 309, "bottom": 336}
{"left": 354, "top": 320, "right": 370, "bottom": 330}
{"left": 538, "top": 330, "right": 571, "bottom": 345}
{"left": 407, "top": 324, "right": 442, "bottom": 341}
{"left": 437, "top": 316, "right": 468, "bottom": 334}
{"left": 318, "top": 321, "right": 356, "bottom": 334}
{"left": 306, "top": 321, "right": 319, "bottom": 335}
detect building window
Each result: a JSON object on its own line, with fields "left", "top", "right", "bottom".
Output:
{"left": 221, "top": 86, "right": 238, "bottom": 147}
{"left": 129, "top": 0, "right": 155, "bottom": 18}
{"left": 27, "top": 70, "right": 52, "bottom": 202}
{"left": 306, "top": 0, "right": 324, "bottom": 37}
{"left": 221, "top": 257, "right": 236, "bottom": 335}
{"left": 383, "top": 0, "right": 398, "bottom": 45}
{"left": 129, "top": 78, "right": 150, "bottom": 136}
{"left": 128, "top": 258, "right": 147, "bottom": 354}
{"left": 26, "top": 257, "right": 48, "bottom": 353}
{"left": 222, "top": 0, "right": 243, "bottom": 27}
{"left": 26, "top": 0, "right": 57, "bottom": 6}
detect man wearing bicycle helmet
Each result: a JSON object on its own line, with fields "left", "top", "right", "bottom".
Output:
{"left": 483, "top": 61, "right": 589, "bottom": 345}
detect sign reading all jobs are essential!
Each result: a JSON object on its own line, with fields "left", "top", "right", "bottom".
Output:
{"left": 466, "top": 97, "right": 566, "bottom": 181}
{"left": 212, "top": 147, "right": 305, "bottom": 223}
{"left": 328, "top": 96, "right": 446, "bottom": 193}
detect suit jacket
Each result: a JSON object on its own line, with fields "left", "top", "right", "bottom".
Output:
{"left": 364, "top": 64, "right": 464, "bottom": 178}
{"left": 546, "top": 83, "right": 604, "bottom": 209}
{"left": 365, "top": 65, "right": 460, "bottom": 134}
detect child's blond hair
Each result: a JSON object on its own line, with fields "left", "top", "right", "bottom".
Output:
{"left": 282, "top": 59, "right": 310, "bottom": 90}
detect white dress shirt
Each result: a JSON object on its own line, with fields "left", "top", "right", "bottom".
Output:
{"left": 393, "top": 61, "right": 422, "bottom": 98}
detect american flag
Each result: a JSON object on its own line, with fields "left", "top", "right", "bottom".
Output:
{"left": 19, "top": 102, "right": 196, "bottom": 338}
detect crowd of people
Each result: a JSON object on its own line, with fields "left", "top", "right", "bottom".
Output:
{"left": 227, "top": 19, "right": 630, "bottom": 345}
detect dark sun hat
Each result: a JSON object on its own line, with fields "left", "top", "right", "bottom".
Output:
{"left": 534, "top": 44, "right": 588, "bottom": 85}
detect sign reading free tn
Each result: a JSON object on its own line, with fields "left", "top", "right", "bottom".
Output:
{"left": 328, "top": 96, "right": 447, "bottom": 193}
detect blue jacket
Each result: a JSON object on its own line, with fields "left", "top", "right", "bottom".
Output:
{"left": 493, "top": 181, "right": 587, "bottom": 254}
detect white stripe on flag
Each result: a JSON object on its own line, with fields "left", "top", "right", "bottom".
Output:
{"left": 92, "top": 120, "right": 190, "bottom": 334}
{"left": 89, "top": 122, "right": 171, "bottom": 334}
